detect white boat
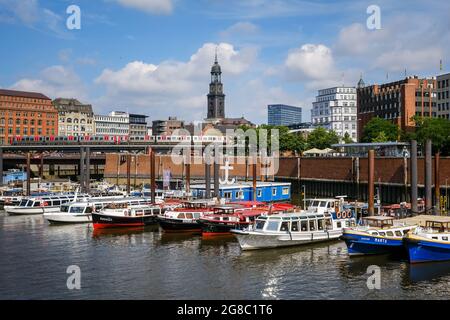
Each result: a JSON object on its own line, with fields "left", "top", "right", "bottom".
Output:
{"left": 231, "top": 197, "right": 357, "bottom": 250}
{"left": 4, "top": 194, "right": 88, "bottom": 215}
{"left": 43, "top": 197, "right": 154, "bottom": 224}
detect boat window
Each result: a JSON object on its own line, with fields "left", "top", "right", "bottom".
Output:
{"left": 291, "top": 221, "right": 299, "bottom": 232}
{"left": 185, "top": 213, "right": 193, "bottom": 219}
{"left": 85, "top": 207, "right": 93, "bottom": 214}
{"left": 272, "top": 188, "right": 277, "bottom": 196}
{"left": 443, "top": 237, "right": 449, "bottom": 241}
{"left": 336, "top": 221, "right": 342, "bottom": 228}
{"left": 280, "top": 221, "right": 289, "bottom": 232}
{"left": 327, "top": 202, "right": 333, "bottom": 208}
{"left": 432, "top": 236, "right": 438, "bottom": 240}
{"left": 33, "top": 201, "right": 40, "bottom": 207}
{"left": 371, "top": 232, "right": 379, "bottom": 236}
{"left": 325, "top": 219, "right": 332, "bottom": 229}
{"left": 301, "top": 220, "right": 308, "bottom": 231}
{"left": 223, "top": 192, "right": 232, "bottom": 199}
{"left": 309, "top": 220, "right": 316, "bottom": 231}
{"left": 255, "top": 220, "right": 266, "bottom": 230}
{"left": 386, "top": 231, "right": 394, "bottom": 237}
{"left": 60, "top": 205, "right": 69, "bottom": 213}
{"left": 319, "top": 201, "right": 327, "bottom": 207}
{"left": 266, "top": 221, "right": 280, "bottom": 232}
{"left": 317, "top": 219, "right": 324, "bottom": 230}
{"left": 53, "top": 200, "right": 61, "bottom": 206}
{"left": 70, "top": 206, "right": 84, "bottom": 214}
{"left": 19, "top": 199, "right": 28, "bottom": 206}
{"left": 395, "top": 231, "right": 402, "bottom": 237}
{"left": 378, "top": 232, "right": 386, "bottom": 236}
{"left": 177, "top": 213, "right": 186, "bottom": 219}
{"left": 193, "top": 212, "right": 200, "bottom": 219}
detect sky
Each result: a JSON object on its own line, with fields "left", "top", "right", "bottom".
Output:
{"left": 0, "top": 0, "right": 448, "bottom": 124}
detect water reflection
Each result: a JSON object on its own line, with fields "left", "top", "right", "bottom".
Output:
{"left": 406, "top": 261, "right": 450, "bottom": 283}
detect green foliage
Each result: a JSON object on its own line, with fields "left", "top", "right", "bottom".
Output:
{"left": 361, "top": 117, "right": 399, "bottom": 142}
{"left": 342, "top": 132, "right": 354, "bottom": 144}
{"left": 413, "top": 116, "right": 450, "bottom": 154}
{"left": 306, "top": 127, "right": 340, "bottom": 149}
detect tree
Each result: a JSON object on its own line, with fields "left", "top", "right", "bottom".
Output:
{"left": 413, "top": 116, "right": 450, "bottom": 155}
{"left": 307, "top": 127, "right": 340, "bottom": 149}
{"left": 361, "top": 117, "right": 399, "bottom": 142}
{"left": 342, "top": 132, "right": 353, "bottom": 144}
{"left": 372, "top": 131, "right": 388, "bottom": 143}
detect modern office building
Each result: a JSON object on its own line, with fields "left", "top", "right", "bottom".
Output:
{"left": 129, "top": 114, "right": 148, "bottom": 139}
{"left": 0, "top": 89, "right": 58, "bottom": 144}
{"left": 357, "top": 76, "right": 436, "bottom": 140}
{"left": 152, "top": 116, "right": 184, "bottom": 136}
{"left": 53, "top": 98, "right": 94, "bottom": 136}
{"left": 267, "top": 104, "right": 302, "bottom": 126}
{"left": 311, "top": 86, "right": 357, "bottom": 141}
{"left": 94, "top": 111, "right": 129, "bottom": 136}
{"left": 437, "top": 73, "right": 450, "bottom": 119}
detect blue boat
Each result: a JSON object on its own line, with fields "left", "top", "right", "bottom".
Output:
{"left": 341, "top": 216, "right": 416, "bottom": 256}
{"left": 405, "top": 219, "right": 450, "bottom": 263}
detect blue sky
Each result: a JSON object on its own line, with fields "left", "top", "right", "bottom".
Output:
{"left": 0, "top": 0, "right": 448, "bottom": 124}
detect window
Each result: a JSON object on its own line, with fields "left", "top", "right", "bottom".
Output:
{"left": 317, "top": 219, "right": 324, "bottom": 230}
{"left": 291, "top": 221, "right": 299, "bottom": 232}
{"left": 255, "top": 220, "right": 266, "bottom": 230}
{"left": 309, "top": 220, "right": 316, "bottom": 231}
{"left": 282, "top": 187, "right": 289, "bottom": 195}
{"left": 266, "top": 221, "right": 280, "bottom": 231}
{"left": 223, "top": 191, "right": 232, "bottom": 199}
{"left": 386, "top": 231, "right": 394, "bottom": 237}
{"left": 301, "top": 220, "right": 308, "bottom": 231}
{"left": 272, "top": 188, "right": 277, "bottom": 196}
{"left": 379, "top": 232, "right": 386, "bottom": 236}
{"left": 395, "top": 231, "right": 402, "bottom": 237}
{"left": 280, "top": 222, "right": 289, "bottom": 232}
{"left": 257, "top": 189, "right": 262, "bottom": 197}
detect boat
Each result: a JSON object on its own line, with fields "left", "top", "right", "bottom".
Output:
{"left": 4, "top": 194, "right": 88, "bottom": 215}
{"left": 0, "top": 188, "right": 23, "bottom": 209}
{"left": 341, "top": 216, "right": 417, "bottom": 256}
{"left": 198, "top": 203, "right": 295, "bottom": 237}
{"left": 231, "top": 207, "right": 356, "bottom": 250}
{"left": 43, "top": 196, "right": 152, "bottom": 224}
{"left": 405, "top": 219, "right": 450, "bottom": 263}
{"left": 157, "top": 199, "right": 217, "bottom": 233}
{"left": 92, "top": 203, "right": 165, "bottom": 229}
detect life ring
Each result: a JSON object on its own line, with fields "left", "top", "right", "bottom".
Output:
{"left": 336, "top": 211, "right": 342, "bottom": 219}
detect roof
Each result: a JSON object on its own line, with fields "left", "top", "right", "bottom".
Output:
{"left": 190, "top": 182, "right": 291, "bottom": 190}
{"left": 332, "top": 142, "right": 409, "bottom": 148}
{"left": 0, "top": 88, "right": 50, "bottom": 100}
{"left": 364, "top": 216, "right": 395, "bottom": 221}
{"left": 53, "top": 98, "right": 93, "bottom": 114}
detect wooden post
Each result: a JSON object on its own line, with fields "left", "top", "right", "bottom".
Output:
{"left": 26, "top": 152, "right": 31, "bottom": 196}
{"left": 126, "top": 153, "right": 131, "bottom": 196}
{"left": 368, "top": 149, "right": 375, "bottom": 216}
{"left": 151, "top": 149, "right": 156, "bottom": 203}
{"left": 435, "top": 153, "right": 440, "bottom": 215}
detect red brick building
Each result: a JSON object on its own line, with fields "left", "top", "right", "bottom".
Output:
{"left": 0, "top": 89, "right": 58, "bottom": 145}
{"left": 357, "top": 76, "right": 436, "bottom": 141}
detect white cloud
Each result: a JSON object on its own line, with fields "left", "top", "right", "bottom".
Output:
{"left": 220, "top": 22, "right": 259, "bottom": 38}
{"left": 374, "top": 48, "right": 443, "bottom": 72}
{"left": 285, "top": 44, "right": 337, "bottom": 81}
{"left": 94, "top": 42, "right": 258, "bottom": 120}
{"left": 335, "top": 23, "right": 389, "bottom": 56}
{"left": 11, "top": 65, "right": 87, "bottom": 100}
{"left": 115, "top": 0, "right": 173, "bottom": 14}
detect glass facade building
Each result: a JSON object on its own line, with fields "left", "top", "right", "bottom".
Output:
{"left": 267, "top": 104, "right": 302, "bottom": 126}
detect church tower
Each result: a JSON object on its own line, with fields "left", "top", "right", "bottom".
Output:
{"left": 207, "top": 51, "right": 225, "bottom": 119}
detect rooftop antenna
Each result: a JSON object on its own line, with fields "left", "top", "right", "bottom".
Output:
{"left": 404, "top": 68, "right": 407, "bottom": 78}
{"left": 214, "top": 46, "right": 218, "bottom": 64}
{"left": 440, "top": 59, "right": 443, "bottom": 74}
{"left": 341, "top": 72, "right": 345, "bottom": 86}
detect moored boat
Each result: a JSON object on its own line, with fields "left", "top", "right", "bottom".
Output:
{"left": 405, "top": 219, "right": 450, "bottom": 263}
{"left": 43, "top": 196, "right": 153, "bottom": 224}
{"left": 157, "top": 199, "right": 216, "bottom": 233}
{"left": 341, "top": 216, "right": 416, "bottom": 256}
{"left": 92, "top": 203, "right": 164, "bottom": 229}
{"left": 4, "top": 194, "right": 87, "bottom": 215}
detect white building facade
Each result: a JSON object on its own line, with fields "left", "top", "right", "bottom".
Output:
{"left": 311, "top": 86, "right": 358, "bottom": 141}
{"left": 94, "top": 111, "right": 129, "bottom": 136}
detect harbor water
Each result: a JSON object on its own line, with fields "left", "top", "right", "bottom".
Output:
{"left": 1, "top": 211, "right": 450, "bottom": 300}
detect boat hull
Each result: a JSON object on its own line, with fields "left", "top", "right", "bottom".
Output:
{"left": 232, "top": 229, "right": 342, "bottom": 250}
{"left": 405, "top": 235, "right": 450, "bottom": 263}
{"left": 158, "top": 218, "right": 201, "bottom": 233}
{"left": 92, "top": 213, "right": 157, "bottom": 229}
{"left": 4, "top": 206, "right": 60, "bottom": 215}
{"left": 198, "top": 219, "right": 239, "bottom": 236}
{"left": 44, "top": 213, "right": 92, "bottom": 224}
{"left": 341, "top": 231, "right": 405, "bottom": 256}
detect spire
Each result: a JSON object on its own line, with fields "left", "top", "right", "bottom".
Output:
{"left": 357, "top": 73, "right": 365, "bottom": 88}
{"left": 214, "top": 46, "right": 218, "bottom": 64}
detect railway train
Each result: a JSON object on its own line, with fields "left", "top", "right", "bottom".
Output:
{"left": 8, "top": 134, "right": 231, "bottom": 145}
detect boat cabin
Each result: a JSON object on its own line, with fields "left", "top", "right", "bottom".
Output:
{"left": 425, "top": 220, "right": 450, "bottom": 233}
{"left": 362, "top": 216, "right": 395, "bottom": 229}
{"left": 17, "top": 195, "right": 77, "bottom": 208}
{"left": 254, "top": 213, "right": 334, "bottom": 233}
